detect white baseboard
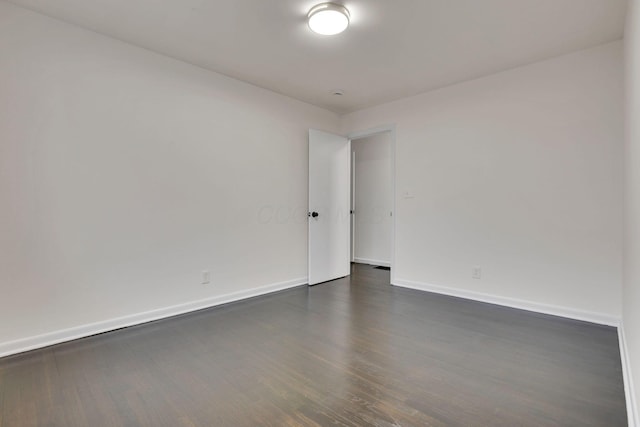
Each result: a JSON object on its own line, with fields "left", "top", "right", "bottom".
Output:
{"left": 619, "top": 323, "right": 639, "bottom": 427}
{"left": 392, "top": 278, "right": 620, "bottom": 327}
{"left": 353, "top": 257, "right": 391, "bottom": 267}
{"left": 0, "top": 277, "right": 307, "bottom": 359}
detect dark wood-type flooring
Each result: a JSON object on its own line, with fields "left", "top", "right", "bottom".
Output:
{"left": 0, "top": 264, "right": 627, "bottom": 426}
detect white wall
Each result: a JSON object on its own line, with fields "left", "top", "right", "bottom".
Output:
{"left": 342, "top": 42, "right": 624, "bottom": 323}
{"left": 0, "top": 2, "right": 339, "bottom": 351}
{"left": 624, "top": 0, "right": 640, "bottom": 421}
{"left": 352, "top": 133, "right": 392, "bottom": 266}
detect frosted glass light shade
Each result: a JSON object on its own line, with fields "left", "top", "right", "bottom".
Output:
{"left": 308, "top": 3, "right": 350, "bottom": 35}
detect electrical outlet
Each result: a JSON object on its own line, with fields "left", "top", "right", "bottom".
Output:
{"left": 472, "top": 266, "right": 482, "bottom": 279}
{"left": 202, "top": 270, "right": 211, "bottom": 284}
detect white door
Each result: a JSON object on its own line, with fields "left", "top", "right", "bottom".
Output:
{"left": 308, "top": 129, "right": 351, "bottom": 285}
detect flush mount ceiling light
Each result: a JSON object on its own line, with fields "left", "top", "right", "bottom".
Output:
{"left": 308, "top": 3, "right": 350, "bottom": 35}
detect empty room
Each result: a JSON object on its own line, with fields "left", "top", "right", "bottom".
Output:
{"left": 1, "top": 0, "right": 640, "bottom": 425}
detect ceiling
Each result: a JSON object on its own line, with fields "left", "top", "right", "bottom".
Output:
{"left": 7, "top": 0, "right": 628, "bottom": 113}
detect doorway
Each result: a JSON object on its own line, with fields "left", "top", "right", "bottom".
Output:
{"left": 349, "top": 127, "right": 395, "bottom": 279}
{"left": 307, "top": 126, "right": 395, "bottom": 285}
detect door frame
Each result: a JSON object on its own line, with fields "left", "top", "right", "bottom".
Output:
{"left": 348, "top": 125, "right": 396, "bottom": 284}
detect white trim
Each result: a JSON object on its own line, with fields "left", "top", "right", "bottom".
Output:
{"left": 351, "top": 149, "right": 356, "bottom": 263}
{"left": 354, "top": 257, "right": 391, "bottom": 267}
{"left": 348, "top": 124, "right": 397, "bottom": 283}
{"left": 0, "top": 277, "right": 307, "bottom": 359}
{"left": 393, "top": 278, "right": 620, "bottom": 326}
{"left": 619, "top": 323, "right": 639, "bottom": 427}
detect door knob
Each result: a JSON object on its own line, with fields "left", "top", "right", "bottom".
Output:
{"left": 308, "top": 211, "right": 319, "bottom": 218}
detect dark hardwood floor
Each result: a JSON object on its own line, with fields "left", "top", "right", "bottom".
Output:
{"left": 0, "top": 264, "right": 627, "bottom": 426}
